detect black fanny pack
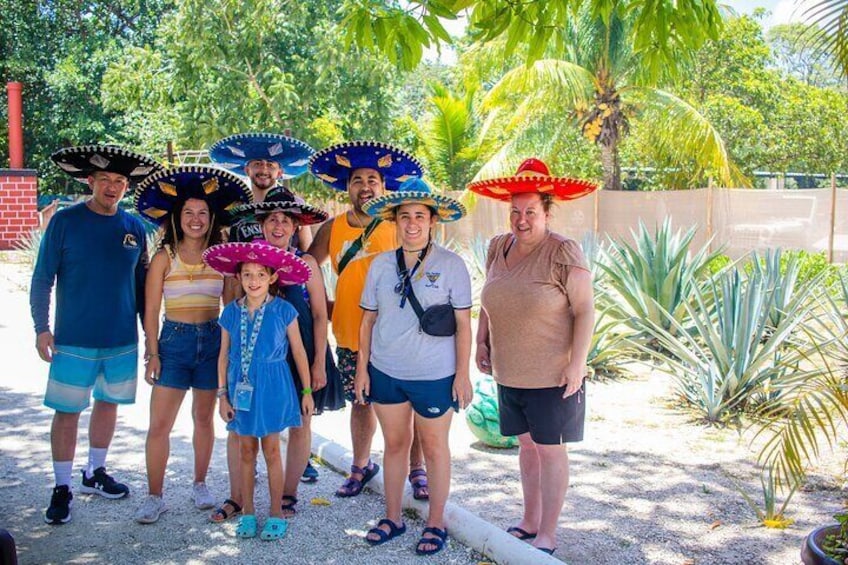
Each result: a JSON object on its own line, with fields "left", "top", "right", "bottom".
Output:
{"left": 395, "top": 248, "right": 456, "bottom": 337}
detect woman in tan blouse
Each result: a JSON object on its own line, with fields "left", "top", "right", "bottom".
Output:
{"left": 467, "top": 159, "right": 597, "bottom": 556}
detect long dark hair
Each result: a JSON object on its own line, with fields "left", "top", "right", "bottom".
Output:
{"left": 158, "top": 197, "right": 224, "bottom": 256}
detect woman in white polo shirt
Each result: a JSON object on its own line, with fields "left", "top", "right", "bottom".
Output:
{"left": 353, "top": 177, "right": 473, "bottom": 556}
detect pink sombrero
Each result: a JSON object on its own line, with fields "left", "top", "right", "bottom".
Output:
{"left": 466, "top": 158, "right": 598, "bottom": 202}
{"left": 202, "top": 241, "right": 311, "bottom": 285}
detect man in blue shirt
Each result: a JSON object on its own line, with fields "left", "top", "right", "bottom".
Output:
{"left": 31, "top": 145, "right": 162, "bottom": 525}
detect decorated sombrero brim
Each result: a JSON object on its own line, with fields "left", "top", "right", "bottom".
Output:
{"left": 309, "top": 140, "right": 423, "bottom": 191}
{"left": 466, "top": 158, "right": 598, "bottom": 202}
{"left": 230, "top": 186, "right": 328, "bottom": 226}
{"left": 202, "top": 241, "right": 311, "bottom": 286}
{"left": 134, "top": 165, "right": 252, "bottom": 226}
{"left": 208, "top": 133, "right": 314, "bottom": 179}
{"left": 363, "top": 177, "right": 465, "bottom": 223}
{"left": 50, "top": 145, "right": 163, "bottom": 187}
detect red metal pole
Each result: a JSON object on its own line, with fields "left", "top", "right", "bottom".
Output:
{"left": 7, "top": 82, "right": 24, "bottom": 169}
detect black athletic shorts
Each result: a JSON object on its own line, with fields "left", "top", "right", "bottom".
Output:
{"left": 497, "top": 381, "right": 586, "bottom": 445}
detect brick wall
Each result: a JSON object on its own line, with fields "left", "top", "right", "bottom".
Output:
{"left": 0, "top": 169, "right": 38, "bottom": 250}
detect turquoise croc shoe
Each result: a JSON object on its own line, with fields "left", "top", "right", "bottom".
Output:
{"left": 260, "top": 517, "right": 288, "bottom": 541}
{"left": 236, "top": 514, "right": 257, "bottom": 539}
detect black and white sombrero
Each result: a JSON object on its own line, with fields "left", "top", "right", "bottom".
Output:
{"left": 50, "top": 145, "right": 163, "bottom": 188}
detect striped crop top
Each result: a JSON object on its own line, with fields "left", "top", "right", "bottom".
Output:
{"left": 162, "top": 246, "right": 224, "bottom": 315}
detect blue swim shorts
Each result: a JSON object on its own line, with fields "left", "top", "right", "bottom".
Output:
{"left": 45, "top": 344, "right": 138, "bottom": 413}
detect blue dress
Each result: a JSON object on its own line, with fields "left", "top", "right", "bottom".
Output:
{"left": 220, "top": 297, "right": 302, "bottom": 437}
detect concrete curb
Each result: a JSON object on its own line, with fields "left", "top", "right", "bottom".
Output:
{"left": 312, "top": 431, "right": 563, "bottom": 565}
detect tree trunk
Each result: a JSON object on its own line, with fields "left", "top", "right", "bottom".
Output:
{"left": 599, "top": 140, "right": 622, "bottom": 191}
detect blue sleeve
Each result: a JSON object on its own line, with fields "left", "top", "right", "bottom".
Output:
{"left": 279, "top": 299, "right": 298, "bottom": 326}
{"left": 135, "top": 222, "right": 148, "bottom": 322}
{"left": 30, "top": 214, "right": 62, "bottom": 335}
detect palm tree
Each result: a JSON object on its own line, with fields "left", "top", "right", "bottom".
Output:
{"left": 416, "top": 82, "right": 485, "bottom": 192}
{"left": 476, "top": 1, "right": 745, "bottom": 190}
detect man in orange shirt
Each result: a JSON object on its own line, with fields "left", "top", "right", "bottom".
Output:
{"left": 309, "top": 141, "right": 431, "bottom": 499}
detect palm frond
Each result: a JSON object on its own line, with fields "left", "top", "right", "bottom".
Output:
{"left": 627, "top": 87, "right": 747, "bottom": 187}
{"left": 803, "top": 0, "right": 848, "bottom": 80}
{"left": 480, "top": 59, "right": 595, "bottom": 114}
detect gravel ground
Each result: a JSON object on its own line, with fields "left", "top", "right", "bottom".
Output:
{"left": 0, "top": 254, "right": 484, "bottom": 565}
{"left": 1, "top": 250, "right": 846, "bottom": 565}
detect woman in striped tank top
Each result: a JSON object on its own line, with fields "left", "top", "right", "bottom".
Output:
{"left": 132, "top": 166, "right": 251, "bottom": 524}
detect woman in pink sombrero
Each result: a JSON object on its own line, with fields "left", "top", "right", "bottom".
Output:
{"left": 468, "top": 159, "right": 596, "bottom": 557}
{"left": 203, "top": 241, "right": 313, "bottom": 541}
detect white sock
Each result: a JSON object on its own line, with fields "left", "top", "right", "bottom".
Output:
{"left": 53, "top": 461, "right": 73, "bottom": 488}
{"left": 87, "top": 447, "right": 108, "bottom": 476}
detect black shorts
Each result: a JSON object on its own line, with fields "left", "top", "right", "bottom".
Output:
{"left": 497, "top": 381, "right": 586, "bottom": 445}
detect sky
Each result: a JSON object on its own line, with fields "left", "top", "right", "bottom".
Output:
{"left": 724, "top": 0, "right": 813, "bottom": 28}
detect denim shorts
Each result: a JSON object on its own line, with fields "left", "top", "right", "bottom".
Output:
{"left": 45, "top": 344, "right": 138, "bottom": 413}
{"left": 367, "top": 363, "right": 458, "bottom": 419}
{"left": 156, "top": 319, "right": 220, "bottom": 391}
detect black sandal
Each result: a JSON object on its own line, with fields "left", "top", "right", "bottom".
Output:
{"left": 281, "top": 495, "right": 297, "bottom": 517}
{"left": 209, "top": 498, "right": 242, "bottom": 523}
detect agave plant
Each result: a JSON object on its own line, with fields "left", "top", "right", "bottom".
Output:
{"left": 12, "top": 228, "right": 44, "bottom": 267}
{"left": 587, "top": 286, "right": 634, "bottom": 378}
{"left": 638, "top": 267, "right": 823, "bottom": 422}
{"left": 600, "top": 218, "right": 722, "bottom": 340}
{"left": 449, "top": 234, "right": 489, "bottom": 310}
{"left": 747, "top": 249, "right": 801, "bottom": 329}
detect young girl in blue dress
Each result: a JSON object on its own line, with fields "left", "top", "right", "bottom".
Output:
{"left": 203, "top": 241, "right": 314, "bottom": 541}
{"left": 230, "top": 188, "right": 344, "bottom": 516}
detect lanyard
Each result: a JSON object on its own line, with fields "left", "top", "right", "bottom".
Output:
{"left": 395, "top": 245, "right": 428, "bottom": 309}
{"left": 239, "top": 297, "right": 268, "bottom": 384}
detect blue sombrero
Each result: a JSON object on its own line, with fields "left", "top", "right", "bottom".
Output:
{"left": 231, "top": 186, "right": 329, "bottom": 226}
{"left": 51, "top": 145, "right": 163, "bottom": 189}
{"left": 309, "top": 140, "right": 424, "bottom": 191}
{"left": 208, "top": 133, "right": 315, "bottom": 179}
{"left": 363, "top": 177, "right": 465, "bottom": 223}
{"left": 134, "top": 165, "right": 252, "bottom": 226}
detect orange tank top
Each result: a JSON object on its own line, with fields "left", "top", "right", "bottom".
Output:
{"left": 329, "top": 214, "right": 396, "bottom": 350}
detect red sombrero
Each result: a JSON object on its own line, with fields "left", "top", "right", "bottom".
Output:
{"left": 466, "top": 158, "right": 598, "bottom": 202}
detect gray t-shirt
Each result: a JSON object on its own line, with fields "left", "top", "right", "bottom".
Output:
{"left": 361, "top": 244, "right": 472, "bottom": 381}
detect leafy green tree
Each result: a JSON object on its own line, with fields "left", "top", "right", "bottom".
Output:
{"left": 680, "top": 15, "right": 848, "bottom": 178}
{"left": 0, "top": 0, "right": 171, "bottom": 193}
{"left": 102, "top": 0, "right": 406, "bottom": 161}
{"left": 768, "top": 23, "right": 843, "bottom": 87}
{"left": 341, "top": 0, "right": 724, "bottom": 73}
{"left": 474, "top": 2, "right": 739, "bottom": 190}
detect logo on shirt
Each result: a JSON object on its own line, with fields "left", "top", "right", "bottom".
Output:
{"left": 122, "top": 234, "right": 138, "bottom": 249}
{"left": 424, "top": 271, "right": 441, "bottom": 288}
